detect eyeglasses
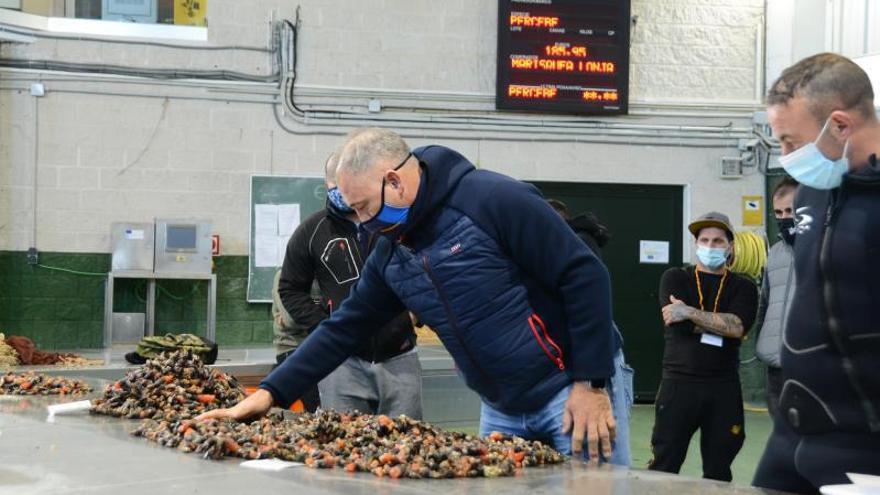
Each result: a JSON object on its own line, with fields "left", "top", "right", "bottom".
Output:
{"left": 378, "top": 151, "right": 412, "bottom": 196}
{"left": 391, "top": 152, "right": 412, "bottom": 172}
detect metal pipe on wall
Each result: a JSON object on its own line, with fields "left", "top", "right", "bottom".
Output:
{"left": 0, "top": 68, "right": 757, "bottom": 138}
{"left": 31, "top": 88, "right": 39, "bottom": 250}
{"left": 0, "top": 83, "right": 749, "bottom": 149}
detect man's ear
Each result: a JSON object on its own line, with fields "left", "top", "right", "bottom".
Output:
{"left": 828, "top": 110, "right": 855, "bottom": 141}
{"left": 385, "top": 170, "right": 402, "bottom": 190}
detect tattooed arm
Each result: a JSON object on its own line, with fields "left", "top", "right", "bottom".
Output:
{"left": 686, "top": 309, "right": 744, "bottom": 339}
{"left": 661, "top": 295, "right": 745, "bottom": 339}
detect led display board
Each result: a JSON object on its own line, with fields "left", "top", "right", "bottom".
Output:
{"left": 496, "top": 0, "right": 631, "bottom": 115}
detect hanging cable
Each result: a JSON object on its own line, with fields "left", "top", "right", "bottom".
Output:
{"left": 36, "top": 263, "right": 106, "bottom": 277}
{"left": 156, "top": 283, "right": 200, "bottom": 301}
{"left": 283, "top": 14, "right": 306, "bottom": 115}
{"left": 730, "top": 230, "right": 768, "bottom": 282}
{"left": 280, "top": 11, "right": 345, "bottom": 116}
{"left": 0, "top": 58, "right": 279, "bottom": 82}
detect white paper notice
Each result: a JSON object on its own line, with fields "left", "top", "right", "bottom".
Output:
{"left": 240, "top": 459, "right": 304, "bottom": 471}
{"left": 639, "top": 240, "right": 670, "bottom": 264}
{"left": 277, "top": 204, "right": 301, "bottom": 237}
{"left": 277, "top": 236, "right": 289, "bottom": 264}
{"left": 255, "top": 204, "right": 279, "bottom": 236}
{"left": 701, "top": 333, "right": 724, "bottom": 347}
{"left": 254, "top": 235, "right": 278, "bottom": 267}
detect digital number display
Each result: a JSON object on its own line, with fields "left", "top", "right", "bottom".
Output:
{"left": 496, "top": 0, "right": 631, "bottom": 115}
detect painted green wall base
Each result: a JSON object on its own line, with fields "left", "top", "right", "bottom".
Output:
{"left": 0, "top": 251, "right": 271, "bottom": 349}
{"left": 0, "top": 249, "right": 767, "bottom": 406}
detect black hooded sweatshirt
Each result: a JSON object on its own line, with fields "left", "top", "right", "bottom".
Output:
{"left": 277, "top": 202, "right": 415, "bottom": 363}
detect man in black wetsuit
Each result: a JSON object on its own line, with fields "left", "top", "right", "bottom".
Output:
{"left": 753, "top": 52, "right": 880, "bottom": 494}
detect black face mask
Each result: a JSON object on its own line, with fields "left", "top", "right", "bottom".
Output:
{"left": 777, "top": 218, "right": 796, "bottom": 245}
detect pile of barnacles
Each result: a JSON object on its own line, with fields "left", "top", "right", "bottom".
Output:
{"left": 91, "top": 350, "right": 244, "bottom": 420}
{"left": 0, "top": 371, "right": 91, "bottom": 396}
{"left": 132, "top": 409, "right": 565, "bottom": 479}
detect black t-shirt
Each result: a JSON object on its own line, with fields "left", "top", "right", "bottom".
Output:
{"left": 658, "top": 266, "right": 758, "bottom": 382}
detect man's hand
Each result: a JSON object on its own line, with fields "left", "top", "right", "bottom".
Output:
{"left": 661, "top": 295, "right": 694, "bottom": 325}
{"left": 562, "top": 381, "right": 616, "bottom": 464}
{"left": 195, "top": 388, "right": 274, "bottom": 422}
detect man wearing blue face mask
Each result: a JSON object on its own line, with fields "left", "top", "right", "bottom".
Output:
{"left": 650, "top": 212, "right": 758, "bottom": 482}
{"left": 275, "top": 152, "right": 421, "bottom": 419}
{"left": 752, "top": 53, "right": 880, "bottom": 493}
{"left": 201, "top": 128, "right": 631, "bottom": 467}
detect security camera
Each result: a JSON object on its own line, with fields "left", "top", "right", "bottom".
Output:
{"left": 738, "top": 138, "right": 760, "bottom": 152}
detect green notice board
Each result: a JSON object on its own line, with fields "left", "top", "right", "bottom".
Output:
{"left": 247, "top": 175, "right": 326, "bottom": 302}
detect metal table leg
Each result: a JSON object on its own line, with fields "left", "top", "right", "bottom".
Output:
{"left": 146, "top": 279, "right": 156, "bottom": 337}
{"left": 103, "top": 274, "right": 114, "bottom": 348}
{"left": 207, "top": 275, "right": 217, "bottom": 341}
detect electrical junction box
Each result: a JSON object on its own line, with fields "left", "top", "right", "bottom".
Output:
{"left": 111, "top": 222, "right": 155, "bottom": 272}
{"left": 720, "top": 157, "right": 744, "bottom": 179}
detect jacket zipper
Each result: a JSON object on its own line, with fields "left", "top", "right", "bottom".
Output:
{"left": 778, "top": 245, "right": 796, "bottom": 345}
{"left": 819, "top": 190, "right": 880, "bottom": 432}
{"left": 420, "top": 255, "right": 498, "bottom": 400}
{"left": 528, "top": 314, "right": 565, "bottom": 370}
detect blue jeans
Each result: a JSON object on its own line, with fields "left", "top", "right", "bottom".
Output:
{"left": 479, "top": 349, "right": 634, "bottom": 466}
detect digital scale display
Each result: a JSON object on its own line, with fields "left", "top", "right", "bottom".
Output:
{"left": 496, "top": 0, "right": 631, "bottom": 115}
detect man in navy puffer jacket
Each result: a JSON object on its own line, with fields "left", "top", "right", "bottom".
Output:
{"left": 201, "top": 128, "right": 630, "bottom": 465}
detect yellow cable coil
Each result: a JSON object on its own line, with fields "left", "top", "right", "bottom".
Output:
{"left": 729, "top": 230, "right": 768, "bottom": 282}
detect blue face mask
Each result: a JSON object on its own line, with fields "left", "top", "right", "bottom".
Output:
{"left": 327, "top": 187, "right": 354, "bottom": 213}
{"left": 778, "top": 119, "right": 849, "bottom": 190}
{"left": 696, "top": 245, "right": 728, "bottom": 270}
{"left": 359, "top": 152, "right": 413, "bottom": 240}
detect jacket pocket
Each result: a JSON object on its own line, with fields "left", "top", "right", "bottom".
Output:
{"left": 528, "top": 313, "right": 565, "bottom": 371}
{"left": 779, "top": 379, "right": 838, "bottom": 434}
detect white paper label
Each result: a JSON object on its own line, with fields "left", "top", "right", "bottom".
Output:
{"left": 240, "top": 459, "right": 304, "bottom": 471}
{"left": 639, "top": 240, "right": 670, "bottom": 264}
{"left": 124, "top": 229, "right": 145, "bottom": 240}
{"left": 700, "top": 333, "right": 724, "bottom": 347}
{"left": 46, "top": 400, "right": 92, "bottom": 415}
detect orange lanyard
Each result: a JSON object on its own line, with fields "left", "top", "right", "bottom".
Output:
{"left": 695, "top": 267, "right": 727, "bottom": 313}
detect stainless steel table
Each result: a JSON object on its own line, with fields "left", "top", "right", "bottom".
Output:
{"left": 102, "top": 270, "right": 217, "bottom": 346}
{"left": 0, "top": 385, "right": 786, "bottom": 495}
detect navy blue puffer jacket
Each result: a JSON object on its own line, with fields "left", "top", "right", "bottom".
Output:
{"left": 262, "top": 145, "right": 621, "bottom": 413}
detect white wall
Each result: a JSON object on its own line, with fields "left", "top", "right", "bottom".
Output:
{"left": 765, "top": 0, "right": 880, "bottom": 92}
{"left": 0, "top": 0, "right": 766, "bottom": 256}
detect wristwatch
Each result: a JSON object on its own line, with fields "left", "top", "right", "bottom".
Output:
{"left": 589, "top": 379, "right": 606, "bottom": 389}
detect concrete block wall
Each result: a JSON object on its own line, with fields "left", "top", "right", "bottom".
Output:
{"left": 1, "top": 0, "right": 767, "bottom": 259}
{"left": 1, "top": 0, "right": 765, "bottom": 99}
